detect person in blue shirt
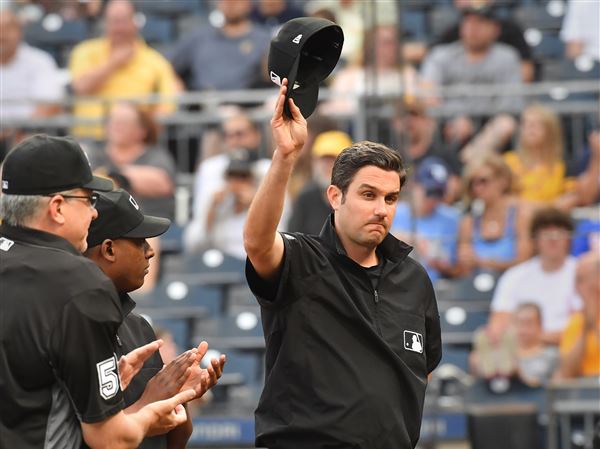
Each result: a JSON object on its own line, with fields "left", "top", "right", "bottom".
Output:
{"left": 392, "top": 157, "right": 460, "bottom": 281}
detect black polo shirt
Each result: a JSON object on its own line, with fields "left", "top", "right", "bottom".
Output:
{"left": 117, "top": 293, "right": 166, "bottom": 449}
{"left": 246, "top": 215, "right": 442, "bottom": 449}
{"left": 0, "top": 224, "right": 125, "bottom": 449}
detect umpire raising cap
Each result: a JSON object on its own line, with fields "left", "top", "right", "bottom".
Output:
{"left": 0, "top": 135, "right": 195, "bottom": 449}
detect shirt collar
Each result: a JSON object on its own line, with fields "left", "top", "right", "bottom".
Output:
{"left": 318, "top": 213, "right": 412, "bottom": 264}
{"left": 0, "top": 223, "right": 80, "bottom": 255}
{"left": 118, "top": 292, "right": 137, "bottom": 318}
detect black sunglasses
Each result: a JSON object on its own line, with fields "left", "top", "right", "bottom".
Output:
{"left": 44, "top": 193, "right": 99, "bottom": 208}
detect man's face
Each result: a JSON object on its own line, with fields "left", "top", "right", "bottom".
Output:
{"left": 223, "top": 117, "right": 261, "bottom": 152}
{"left": 0, "top": 13, "right": 21, "bottom": 60}
{"left": 460, "top": 14, "right": 499, "bottom": 53}
{"left": 535, "top": 226, "right": 570, "bottom": 263}
{"left": 330, "top": 165, "right": 400, "bottom": 248}
{"left": 105, "top": 1, "right": 137, "bottom": 44}
{"left": 113, "top": 238, "right": 154, "bottom": 292}
{"left": 218, "top": 0, "right": 252, "bottom": 24}
{"left": 58, "top": 188, "right": 99, "bottom": 253}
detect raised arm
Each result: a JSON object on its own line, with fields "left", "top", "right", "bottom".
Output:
{"left": 243, "top": 80, "right": 307, "bottom": 280}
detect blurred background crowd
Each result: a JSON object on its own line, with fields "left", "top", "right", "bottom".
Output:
{"left": 0, "top": 0, "right": 598, "bottom": 447}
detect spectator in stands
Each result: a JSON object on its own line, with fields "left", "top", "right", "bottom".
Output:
{"left": 250, "top": 0, "right": 304, "bottom": 31}
{"left": 198, "top": 149, "right": 257, "bottom": 259}
{"left": 556, "top": 251, "right": 600, "bottom": 379}
{"left": 433, "top": 0, "right": 535, "bottom": 82}
{"left": 457, "top": 154, "right": 531, "bottom": 275}
{"left": 392, "top": 157, "right": 460, "bottom": 282}
{"left": 504, "top": 104, "right": 573, "bottom": 204}
{"left": 0, "top": 9, "right": 63, "bottom": 161}
{"left": 560, "top": 0, "right": 600, "bottom": 62}
{"left": 471, "top": 303, "right": 559, "bottom": 387}
{"left": 421, "top": 6, "right": 522, "bottom": 146}
{"left": 287, "top": 130, "right": 352, "bottom": 235}
{"left": 69, "top": 0, "right": 178, "bottom": 139}
{"left": 320, "top": 24, "right": 418, "bottom": 116}
{"left": 184, "top": 113, "right": 275, "bottom": 252}
{"left": 169, "top": 0, "right": 270, "bottom": 91}
{"left": 486, "top": 207, "right": 579, "bottom": 346}
{"left": 85, "top": 102, "right": 176, "bottom": 291}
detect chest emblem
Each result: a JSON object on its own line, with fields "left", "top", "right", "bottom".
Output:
{"left": 404, "top": 330, "right": 423, "bottom": 354}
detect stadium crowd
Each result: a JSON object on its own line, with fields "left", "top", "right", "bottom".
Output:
{"left": 0, "top": 0, "right": 598, "bottom": 447}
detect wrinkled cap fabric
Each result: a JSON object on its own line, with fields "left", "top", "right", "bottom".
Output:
{"left": 87, "top": 188, "right": 171, "bottom": 248}
{"left": 415, "top": 157, "right": 449, "bottom": 197}
{"left": 1, "top": 135, "right": 113, "bottom": 195}
{"left": 268, "top": 17, "right": 344, "bottom": 118}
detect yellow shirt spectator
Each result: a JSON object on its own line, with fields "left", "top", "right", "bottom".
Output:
{"left": 559, "top": 313, "right": 600, "bottom": 377}
{"left": 69, "top": 38, "right": 178, "bottom": 139}
{"left": 503, "top": 151, "right": 572, "bottom": 203}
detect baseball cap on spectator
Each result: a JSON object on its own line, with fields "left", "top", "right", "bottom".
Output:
{"left": 225, "top": 149, "right": 257, "bottom": 178}
{"left": 462, "top": 5, "right": 499, "bottom": 22}
{"left": 87, "top": 189, "right": 170, "bottom": 248}
{"left": 312, "top": 131, "right": 352, "bottom": 158}
{"left": 268, "top": 17, "right": 344, "bottom": 118}
{"left": 1, "top": 135, "right": 113, "bottom": 195}
{"left": 415, "top": 157, "right": 449, "bottom": 198}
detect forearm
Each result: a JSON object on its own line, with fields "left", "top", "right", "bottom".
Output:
{"left": 244, "top": 150, "right": 296, "bottom": 255}
{"left": 72, "top": 61, "right": 118, "bottom": 95}
{"left": 121, "top": 166, "right": 174, "bottom": 196}
{"left": 83, "top": 410, "right": 150, "bottom": 449}
{"left": 167, "top": 407, "right": 193, "bottom": 449}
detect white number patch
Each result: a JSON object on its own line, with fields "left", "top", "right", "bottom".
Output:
{"left": 96, "top": 354, "right": 119, "bottom": 400}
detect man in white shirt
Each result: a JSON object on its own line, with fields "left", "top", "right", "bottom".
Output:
{"left": 487, "top": 207, "right": 579, "bottom": 345}
{"left": 561, "top": 0, "right": 600, "bottom": 62}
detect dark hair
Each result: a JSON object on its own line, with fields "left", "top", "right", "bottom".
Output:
{"left": 331, "top": 141, "right": 406, "bottom": 197}
{"left": 516, "top": 302, "right": 542, "bottom": 324}
{"left": 530, "top": 207, "right": 574, "bottom": 238}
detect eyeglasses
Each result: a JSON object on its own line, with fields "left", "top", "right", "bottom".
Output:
{"left": 44, "top": 193, "right": 99, "bottom": 208}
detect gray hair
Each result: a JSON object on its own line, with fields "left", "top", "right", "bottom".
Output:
{"left": 0, "top": 194, "right": 47, "bottom": 226}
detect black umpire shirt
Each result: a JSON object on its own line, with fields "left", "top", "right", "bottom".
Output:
{"left": 116, "top": 293, "right": 166, "bottom": 449}
{"left": 246, "top": 215, "right": 442, "bottom": 449}
{"left": 0, "top": 224, "right": 125, "bottom": 449}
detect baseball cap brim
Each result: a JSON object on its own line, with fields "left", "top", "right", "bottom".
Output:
{"left": 122, "top": 215, "right": 171, "bottom": 240}
{"left": 82, "top": 175, "right": 114, "bottom": 192}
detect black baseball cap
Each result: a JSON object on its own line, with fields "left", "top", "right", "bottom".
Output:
{"left": 87, "top": 189, "right": 171, "bottom": 248}
{"left": 268, "top": 17, "right": 343, "bottom": 118}
{"left": 462, "top": 5, "right": 499, "bottom": 22}
{"left": 1, "top": 135, "right": 113, "bottom": 195}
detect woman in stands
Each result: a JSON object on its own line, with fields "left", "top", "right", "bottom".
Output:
{"left": 503, "top": 104, "right": 574, "bottom": 204}
{"left": 457, "top": 153, "right": 532, "bottom": 275}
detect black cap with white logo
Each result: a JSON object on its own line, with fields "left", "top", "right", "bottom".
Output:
{"left": 87, "top": 189, "right": 171, "bottom": 248}
{"left": 268, "top": 17, "right": 343, "bottom": 118}
{"left": 1, "top": 134, "right": 113, "bottom": 194}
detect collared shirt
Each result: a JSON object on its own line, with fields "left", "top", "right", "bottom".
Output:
{"left": 116, "top": 293, "right": 166, "bottom": 449}
{"left": 245, "top": 215, "right": 442, "bottom": 449}
{"left": 0, "top": 224, "right": 125, "bottom": 449}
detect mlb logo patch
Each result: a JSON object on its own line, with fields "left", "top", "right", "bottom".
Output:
{"left": 404, "top": 330, "right": 423, "bottom": 354}
{"left": 0, "top": 237, "right": 15, "bottom": 252}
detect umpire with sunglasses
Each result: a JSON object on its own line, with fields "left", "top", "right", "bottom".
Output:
{"left": 0, "top": 135, "right": 195, "bottom": 449}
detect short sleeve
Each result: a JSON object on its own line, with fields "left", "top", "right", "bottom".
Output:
{"left": 31, "top": 51, "right": 63, "bottom": 102}
{"left": 560, "top": 2, "right": 581, "bottom": 42}
{"left": 50, "top": 288, "right": 125, "bottom": 423}
{"left": 490, "top": 269, "right": 518, "bottom": 312}
{"left": 245, "top": 232, "right": 312, "bottom": 310}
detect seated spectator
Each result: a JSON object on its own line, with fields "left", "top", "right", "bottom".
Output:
{"left": 471, "top": 303, "right": 558, "bottom": 387}
{"left": 432, "top": 0, "right": 534, "bottom": 82}
{"left": 560, "top": 0, "right": 599, "bottom": 62}
{"left": 457, "top": 154, "right": 531, "bottom": 275}
{"left": 69, "top": 0, "right": 178, "bottom": 139}
{"left": 556, "top": 251, "right": 600, "bottom": 379}
{"left": 287, "top": 130, "right": 352, "bottom": 235}
{"left": 320, "top": 24, "right": 418, "bottom": 116}
{"left": 0, "top": 9, "right": 63, "bottom": 161}
{"left": 199, "top": 149, "right": 258, "bottom": 259}
{"left": 421, "top": 6, "right": 522, "bottom": 146}
{"left": 486, "top": 207, "right": 580, "bottom": 346}
{"left": 250, "top": 0, "right": 304, "bottom": 31}
{"left": 169, "top": 0, "right": 270, "bottom": 91}
{"left": 504, "top": 104, "right": 574, "bottom": 204}
{"left": 86, "top": 102, "right": 176, "bottom": 219}
{"left": 184, "top": 113, "right": 277, "bottom": 252}
{"left": 392, "top": 157, "right": 460, "bottom": 282}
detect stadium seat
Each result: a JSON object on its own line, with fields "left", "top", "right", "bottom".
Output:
{"left": 23, "top": 16, "right": 88, "bottom": 66}
{"left": 513, "top": 4, "right": 564, "bottom": 31}
{"left": 526, "top": 30, "right": 564, "bottom": 60}
{"left": 138, "top": 14, "right": 175, "bottom": 44}
{"left": 435, "top": 272, "right": 498, "bottom": 303}
{"left": 428, "top": 5, "right": 460, "bottom": 40}
{"left": 400, "top": 10, "right": 428, "bottom": 40}
{"left": 135, "top": 1, "right": 201, "bottom": 18}
{"left": 195, "top": 311, "right": 264, "bottom": 352}
{"left": 542, "top": 58, "right": 600, "bottom": 81}
{"left": 160, "top": 223, "right": 183, "bottom": 255}
{"left": 439, "top": 301, "right": 490, "bottom": 346}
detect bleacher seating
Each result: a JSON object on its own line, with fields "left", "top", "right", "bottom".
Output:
{"left": 23, "top": 16, "right": 88, "bottom": 66}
